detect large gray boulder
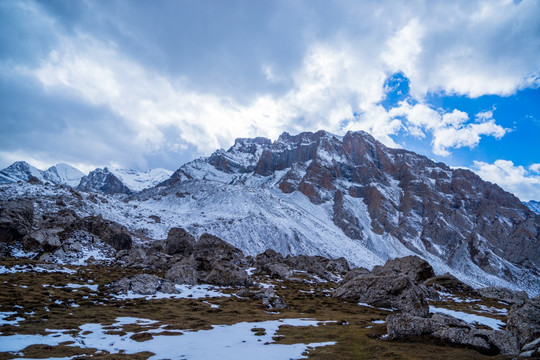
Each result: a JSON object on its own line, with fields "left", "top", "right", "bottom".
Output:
{"left": 0, "top": 199, "right": 34, "bottom": 243}
{"left": 165, "top": 227, "right": 195, "bottom": 256}
{"left": 372, "top": 255, "right": 435, "bottom": 284}
{"left": 24, "top": 229, "right": 62, "bottom": 252}
{"left": 387, "top": 313, "right": 520, "bottom": 355}
{"left": 334, "top": 274, "right": 429, "bottom": 317}
{"left": 254, "top": 287, "right": 287, "bottom": 309}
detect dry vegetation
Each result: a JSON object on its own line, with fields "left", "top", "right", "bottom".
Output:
{"left": 0, "top": 258, "right": 514, "bottom": 360}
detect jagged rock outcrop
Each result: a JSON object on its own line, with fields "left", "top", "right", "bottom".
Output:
{"left": 387, "top": 313, "right": 520, "bottom": 355}
{"left": 165, "top": 256, "right": 198, "bottom": 285}
{"left": 77, "top": 168, "right": 132, "bottom": 195}
{"left": 334, "top": 274, "right": 429, "bottom": 317}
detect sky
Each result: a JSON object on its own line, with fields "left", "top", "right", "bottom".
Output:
{"left": 0, "top": 0, "right": 539, "bottom": 200}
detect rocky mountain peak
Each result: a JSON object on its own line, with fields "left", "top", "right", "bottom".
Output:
{"left": 77, "top": 168, "right": 132, "bottom": 195}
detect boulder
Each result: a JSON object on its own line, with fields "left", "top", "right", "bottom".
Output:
{"left": 193, "top": 233, "right": 245, "bottom": 266}
{"left": 165, "top": 227, "right": 195, "bottom": 256}
{"left": 519, "top": 337, "right": 540, "bottom": 358}
{"left": 507, "top": 298, "right": 540, "bottom": 347}
{"left": 387, "top": 313, "right": 520, "bottom": 355}
{"left": 477, "top": 286, "right": 528, "bottom": 305}
{"left": 423, "top": 273, "right": 475, "bottom": 294}
{"left": 128, "top": 274, "right": 161, "bottom": 295}
{"left": 372, "top": 256, "right": 435, "bottom": 284}
{"left": 24, "top": 229, "right": 62, "bottom": 252}
{"left": 334, "top": 274, "right": 429, "bottom": 317}
{"left": 0, "top": 199, "right": 34, "bottom": 243}
{"left": 166, "top": 257, "right": 198, "bottom": 285}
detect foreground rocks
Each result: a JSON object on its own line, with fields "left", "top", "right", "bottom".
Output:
{"left": 110, "top": 273, "right": 178, "bottom": 295}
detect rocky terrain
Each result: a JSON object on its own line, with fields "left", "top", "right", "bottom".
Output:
{"left": 1, "top": 129, "right": 539, "bottom": 358}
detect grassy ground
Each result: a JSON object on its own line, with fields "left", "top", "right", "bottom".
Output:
{"left": 0, "top": 258, "right": 514, "bottom": 359}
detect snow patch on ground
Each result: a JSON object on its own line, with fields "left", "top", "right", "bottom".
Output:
{"left": 112, "top": 284, "right": 231, "bottom": 300}
{"left": 0, "top": 317, "right": 336, "bottom": 359}
{"left": 429, "top": 306, "right": 505, "bottom": 330}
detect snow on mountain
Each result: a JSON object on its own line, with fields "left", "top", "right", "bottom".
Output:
{"left": 0, "top": 161, "right": 84, "bottom": 186}
{"left": 111, "top": 168, "right": 172, "bottom": 192}
{"left": 43, "top": 163, "right": 85, "bottom": 187}
{"left": 525, "top": 200, "right": 540, "bottom": 215}
{"left": 0, "top": 161, "right": 45, "bottom": 183}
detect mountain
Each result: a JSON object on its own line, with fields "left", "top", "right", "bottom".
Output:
{"left": 77, "top": 167, "right": 173, "bottom": 194}
{"left": 43, "top": 163, "right": 85, "bottom": 187}
{"left": 525, "top": 200, "right": 540, "bottom": 215}
{"left": 0, "top": 161, "right": 44, "bottom": 183}
{"left": 110, "top": 168, "right": 172, "bottom": 192}
{"left": 0, "top": 161, "right": 84, "bottom": 186}
{"left": 151, "top": 130, "right": 539, "bottom": 294}
{"left": 77, "top": 168, "right": 133, "bottom": 195}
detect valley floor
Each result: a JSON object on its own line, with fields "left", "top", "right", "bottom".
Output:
{"left": 0, "top": 258, "right": 516, "bottom": 360}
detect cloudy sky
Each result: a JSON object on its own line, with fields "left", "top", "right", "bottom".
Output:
{"left": 1, "top": 0, "right": 539, "bottom": 200}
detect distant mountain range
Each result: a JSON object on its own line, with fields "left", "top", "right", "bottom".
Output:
{"left": 0, "top": 161, "right": 172, "bottom": 194}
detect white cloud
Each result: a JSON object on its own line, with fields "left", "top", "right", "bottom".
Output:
{"left": 388, "top": 102, "right": 508, "bottom": 156}
{"left": 473, "top": 160, "right": 540, "bottom": 201}
{"left": 529, "top": 164, "right": 540, "bottom": 174}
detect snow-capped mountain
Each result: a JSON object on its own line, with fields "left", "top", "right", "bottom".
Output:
{"left": 43, "top": 163, "right": 85, "bottom": 187}
{"left": 0, "top": 161, "right": 43, "bottom": 183}
{"left": 525, "top": 200, "right": 540, "bottom": 215}
{"left": 152, "top": 130, "right": 539, "bottom": 294}
{"left": 77, "top": 167, "right": 173, "bottom": 194}
{"left": 0, "top": 161, "right": 84, "bottom": 186}
{"left": 110, "top": 168, "right": 172, "bottom": 192}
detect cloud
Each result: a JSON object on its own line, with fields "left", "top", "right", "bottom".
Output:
{"left": 473, "top": 160, "right": 540, "bottom": 201}
{"left": 389, "top": 103, "right": 508, "bottom": 156}
{"left": 1, "top": 0, "right": 539, "bottom": 171}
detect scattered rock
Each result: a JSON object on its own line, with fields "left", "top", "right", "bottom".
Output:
{"left": 110, "top": 274, "right": 179, "bottom": 295}
{"left": 148, "top": 215, "right": 161, "bottom": 223}
{"left": 387, "top": 313, "right": 520, "bottom": 355}
{"left": 24, "top": 229, "right": 62, "bottom": 252}
{"left": 477, "top": 286, "right": 528, "bottom": 305}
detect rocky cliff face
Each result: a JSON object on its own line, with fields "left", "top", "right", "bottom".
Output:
{"left": 77, "top": 168, "right": 132, "bottom": 195}
{"left": 162, "top": 130, "right": 540, "bottom": 293}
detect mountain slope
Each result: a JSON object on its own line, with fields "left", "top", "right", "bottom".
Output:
{"left": 110, "top": 168, "right": 172, "bottom": 192}
{"left": 154, "top": 130, "right": 539, "bottom": 294}
{"left": 0, "top": 161, "right": 44, "bottom": 183}
{"left": 77, "top": 168, "right": 133, "bottom": 195}
{"left": 525, "top": 200, "right": 540, "bottom": 215}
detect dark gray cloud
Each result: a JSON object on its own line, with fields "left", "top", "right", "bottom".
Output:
{"left": 0, "top": 0, "right": 539, "bottom": 176}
